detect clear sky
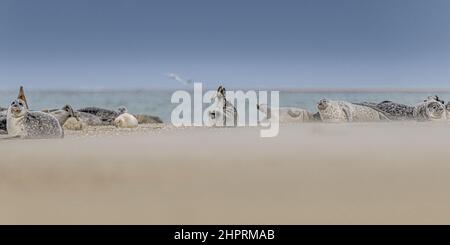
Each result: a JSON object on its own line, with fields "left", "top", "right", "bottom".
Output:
{"left": 1, "top": 0, "right": 450, "bottom": 89}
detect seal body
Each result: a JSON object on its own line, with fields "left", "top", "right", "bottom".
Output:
{"left": 318, "top": 99, "right": 388, "bottom": 122}
{"left": 357, "top": 101, "right": 415, "bottom": 120}
{"left": 7, "top": 99, "right": 64, "bottom": 139}
{"left": 413, "top": 101, "right": 447, "bottom": 121}
{"left": 257, "top": 104, "right": 313, "bottom": 123}
{"left": 114, "top": 112, "right": 139, "bottom": 128}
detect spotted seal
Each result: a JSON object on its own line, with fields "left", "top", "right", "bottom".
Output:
{"left": 317, "top": 99, "right": 389, "bottom": 122}
{"left": 6, "top": 99, "right": 64, "bottom": 139}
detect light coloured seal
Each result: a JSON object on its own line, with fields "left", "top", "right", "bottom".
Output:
{"left": 114, "top": 107, "right": 139, "bottom": 128}
{"left": 317, "top": 99, "right": 389, "bottom": 122}
{"left": 413, "top": 100, "right": 447, "bottom": 121}
{"left": 6, "top": 99, "right": 64, "bottom": 139}
{"left": 257, "top": 104, "right": 315, "bottom": 123}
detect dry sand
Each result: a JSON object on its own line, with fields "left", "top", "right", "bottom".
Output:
{"left": 1, "top": 122, "right": 450, "bottom": 224}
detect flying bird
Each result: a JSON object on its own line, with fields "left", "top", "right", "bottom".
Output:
{"left": 166, "top": 73, "right": 194, "bottom": 85}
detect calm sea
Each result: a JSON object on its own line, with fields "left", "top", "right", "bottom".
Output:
{"left": 1, "top": 89, "right": 449, "bottom": 122}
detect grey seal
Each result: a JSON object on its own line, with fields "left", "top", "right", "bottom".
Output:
{"left": 6, "top": 99, "right": 64, "bottom": 139}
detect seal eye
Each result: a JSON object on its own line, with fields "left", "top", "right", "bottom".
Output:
{"left": 19, "top": 102, "right": 23, "bottom": 106}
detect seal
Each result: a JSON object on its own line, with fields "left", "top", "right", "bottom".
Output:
{"left": 207, "top": 86, "right": 238, "bottom": 126}
{"left": 317, "top": 99, "right": 389, "bottom": 122}
{"left": 413, "top": 100, "right": 447, "bottom": 121}
{"left": 6, "top": 99, "right": 64, "bottom": 139}
{"left": 63, "top": 117, "right": 86, "bottom": 131}
{"left": 45, "top": 105, "right": 78, "bottom": 126}
{"left": 77, "top": 106, "right": 121, "bottom": 125}
{"left": 257, "top": 104, "right": 314, "bottom": 123}
{"left": 134, "top": 114, "right": 163, "bottom": 124}
{"left": 114, "top": 107, "right": 139, "bottom": 128}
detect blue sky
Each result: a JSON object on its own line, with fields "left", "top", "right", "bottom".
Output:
{"left": 1, "top": 0, "right": 450, "bottom": 89}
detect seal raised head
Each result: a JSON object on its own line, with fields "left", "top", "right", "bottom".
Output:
{"left": 7, "top": 99, "right": 64, "bottom": 139}
{"left": 414, "top": 100, "right": 447, "bottom": 121}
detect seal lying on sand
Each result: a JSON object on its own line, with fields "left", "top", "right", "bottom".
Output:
{"left": 413, "top": 100, "right": 447, "bottom": 121}
{"left": 317, "top": 99, "right": 389, "bottom": 122}
{"left": 6, "top": 99, "right": 64, "bottom": 139}
{"left": 134, "top": 114, "right": 163, "bottom": 124}
{"left": 257, "top": 104, "right": 315, "bottom": 123}
{"left": 424, "top": 95, "right": 445, "bottom": 104}
{"left": 114, "top": 108, "right": 139, "bottom": 128}
{"left": 77, "top": 106, "right": 123, "bottom": 125}
{"left": 43, "top": 105, "right": 78, "bottom": 126}
{"left": 0, "top": 108, "right": 6, "bottom": 132}
{"left": 357, "top": 101, "right": 415, "bottom": 120}
{"left": 207, "top": 86, "right": 238, "bottom": 126}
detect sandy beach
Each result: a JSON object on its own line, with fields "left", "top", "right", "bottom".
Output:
{"left": 1, "top": 122, "right": 450, "bottom": 224}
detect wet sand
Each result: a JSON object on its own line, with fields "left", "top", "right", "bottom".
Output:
{"left": 1, "top": 122, "right": 450, "bottom": 224}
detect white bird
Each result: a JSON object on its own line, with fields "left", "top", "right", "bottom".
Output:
{"left": 166, "top": 73, "right": 194, "bottom": 85}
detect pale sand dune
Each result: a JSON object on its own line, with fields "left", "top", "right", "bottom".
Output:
{"left": 1, "top": 122, "right": 450, "bottom": 224}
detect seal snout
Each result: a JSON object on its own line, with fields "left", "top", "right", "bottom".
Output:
{"left": 317, "top": 99, "right": 329, "bottom": 110}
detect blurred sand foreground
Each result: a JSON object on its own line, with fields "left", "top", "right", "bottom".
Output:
{"left": 1, "top": 122, "right": 450, "bottom": 224}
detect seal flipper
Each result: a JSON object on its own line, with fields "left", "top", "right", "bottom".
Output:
{"left": 17, "top": 86, "right": 29, "bottom": 109}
